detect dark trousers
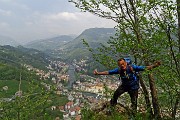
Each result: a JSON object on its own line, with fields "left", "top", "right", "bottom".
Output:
{"left": 110, "top": 85, "right": 138, "bottom": 111}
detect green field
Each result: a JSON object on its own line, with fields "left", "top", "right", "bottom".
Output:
{"left": 0, "top": 79, "right": 38, "bottom": 98}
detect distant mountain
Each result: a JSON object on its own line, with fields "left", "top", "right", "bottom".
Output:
{"left": 0, "top": 45, "right": 50, "bottom": 71}
{"left": 24, "top": 35, "right": 75, "bottom": 51}
{"left": 55, "top": 28, "right": 116, "bottom": 62}
{"left": 0, "top": 35, "right": 20, "bottom": 47}
{"left": 63, "top": 28, "right": 116, "bottom": 50}
{"left": 22, "top": 28, "right": 115, "bottom": 62}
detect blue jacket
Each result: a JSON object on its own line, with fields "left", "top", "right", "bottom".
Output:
{"left": 108, "top": 65, "right": 146, "bottom": 90}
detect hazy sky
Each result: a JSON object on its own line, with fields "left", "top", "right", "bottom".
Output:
{"left": 0, "top": 0, "right": 116, "bottom": 44}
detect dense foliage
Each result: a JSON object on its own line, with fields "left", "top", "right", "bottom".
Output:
{"left": 0, "top": 64, "right": 38, "bottom": 81}
{"left": 70, "top": 0, "right": 180, "bottom": 119}
{"left": 0, "top": 45, "right": 68, "bottom": 119}
{"left": 0, "top": 63, "right": 68, "bottom": 119}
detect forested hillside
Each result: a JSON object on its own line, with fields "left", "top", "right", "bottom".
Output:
{"left": 62, "top": 28, "right": 115, "bottom": 50}
{"left": 0, "top": 45, "right": 68, "bottom": 119}
{"left": 52, "top": 28, "right": 116, "bottom": 62}
{"left": 0, "top": 45, "right": 49, "bottom": 98}
{"left": 0, "top": 63, "right": 41, "bottom": 98}
{"left": 0, "top": 45, "right": 50, "bottom": 71}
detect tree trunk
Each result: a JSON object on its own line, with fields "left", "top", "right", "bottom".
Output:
{"left": 148, "top": 73, "right": 161, "bottom": 119}
{"left": 139, "top": 75, "right": 153, "bottom": 118}
{"left": 172, "top": 92, "right": 180, "bottom": 119}
{"left": 177, "top": 0, "right": 180, "bottom": 52}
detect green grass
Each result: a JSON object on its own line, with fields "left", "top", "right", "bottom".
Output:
{"left": 0, "top": 79, "right": 39, "bottom": 98}
{"left": 49, "top": 94, "right": 69, "bottom": 106}
{"left": 0, "top": 80, "right": 28, "bottom": 97}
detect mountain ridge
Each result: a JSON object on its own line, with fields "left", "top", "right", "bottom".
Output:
{"left": 59, "top": 28, "right": 116, "bottom": 61}
{"left": 20, "top": 27, "right": 115, "bottom": 62}
{"left": 62, "top": 28, "right": 115, "bottom": 50}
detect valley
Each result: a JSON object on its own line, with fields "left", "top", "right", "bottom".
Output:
{"left": 0, "top": 28, "right": 117, "bottom": 119}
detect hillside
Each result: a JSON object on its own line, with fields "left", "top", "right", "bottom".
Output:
{"left": 0, "top": 63, "right": 40, "bottom": 97}
{"left": 63, "top": 28, "right": 115, "bottom": 50}
{"left": 0, "top": 46, "right": 68, "bottom": 119}
{"left": 24, "top": 35, "right": 75, "bottom": 51}
{"left": 0, "top": 45, "right": 50, "bottom": 71}
{"left": 53, "top": 28, "right": 116, "bottom": 62}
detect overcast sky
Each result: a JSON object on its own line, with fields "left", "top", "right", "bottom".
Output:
{"left": 0, "top": 0, "right": 116, "bottom": 44}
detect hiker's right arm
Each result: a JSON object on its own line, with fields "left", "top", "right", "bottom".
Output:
{"left": 94, "top": 70, "right": 109, "bottom": 75}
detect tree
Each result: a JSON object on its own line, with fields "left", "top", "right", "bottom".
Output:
{"left": 0, "top": 82, "right": 52, "bottom": 119}
{"left": 70, "top": 0, "right": 180, "bottom": 119}
{"left": 0, "top": 65, "right": 60, "bottom": 119}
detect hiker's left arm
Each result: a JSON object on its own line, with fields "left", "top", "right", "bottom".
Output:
{"left": 146, "top": 61, "right": 161, "bottom": 70}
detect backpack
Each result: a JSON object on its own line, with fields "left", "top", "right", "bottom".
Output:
{"left": 124, "top": 57, "right": 132, "bottom": 65}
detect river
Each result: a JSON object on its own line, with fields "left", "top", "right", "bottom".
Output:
{"left": 67, "top": 64, "right": 76, "bottom": 89}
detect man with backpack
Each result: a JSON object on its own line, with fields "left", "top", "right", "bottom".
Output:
{"left": 93, "top": 58, "right": 161, "bottom": 113}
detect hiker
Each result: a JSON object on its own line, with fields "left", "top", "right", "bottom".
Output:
{"left": 93, "top": 58, "right": 161, "bottom": 112}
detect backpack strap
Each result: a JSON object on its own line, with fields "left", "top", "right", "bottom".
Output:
{"left": 126, "top": 65, "right": 134, "bottom": 73}
{"left": 118, "top": 65, "right": 136, "bottom": 77}
{"left": 128, "top": 65, "right": 140, "bottom": 79}
{"left": 118, "top": 65, "right": 140, "bottom": 82}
